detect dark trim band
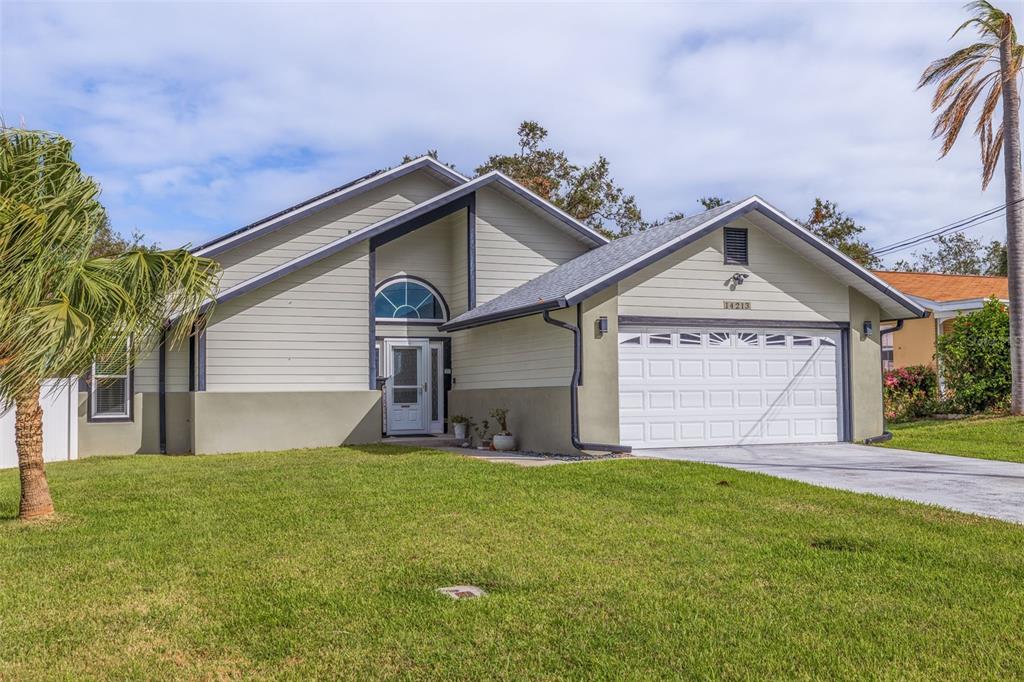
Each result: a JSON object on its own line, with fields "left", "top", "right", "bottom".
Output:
{"left": 467, "top": 193, "right": 477, "bottom": 310}
{"left": 368, "top": 248, "right": 377, "bottom": 390}
{"left": 618, "top": 316, "right": 852, "bottom": 330}
{"left": 158, "top": 330, "right": 166, "bottom": 454}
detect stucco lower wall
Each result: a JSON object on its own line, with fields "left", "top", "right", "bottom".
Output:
{"left": 190, "top": 390, "right": 381, "bottom": 455}
{"left": 448, "top": 387, "right": 573, "bottom": 454}
{"left": 578, "top": 288, "right": 621, "bottom": 448}
{"left": 891, "top": 316, "right": 936, "bottom": 368}
{"left": 78, "top": 392, "right": 191, "bottom": 456}
{"left": 848, "top": 288, "right": 883, "bottom": 441}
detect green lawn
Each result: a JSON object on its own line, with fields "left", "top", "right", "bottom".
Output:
{"left": 882, "top": 416, "right": 1024, "bottom": 463}
{"left": 1, "top": 447, "right": 1022, "bottom": 680}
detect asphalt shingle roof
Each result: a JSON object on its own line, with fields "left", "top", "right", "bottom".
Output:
{"left": 442, "top": 200, "right": 742, "bottom": 330}
{"left": 871, "top": 270, "right": 1009, "bottom": 303}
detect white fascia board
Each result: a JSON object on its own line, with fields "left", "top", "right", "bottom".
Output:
{"left": 193, "top": 156, "right": 468, "bottom": 257}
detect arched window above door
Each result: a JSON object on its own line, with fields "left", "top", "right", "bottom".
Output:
{"left": 374, "top": 277, "right": 448, "bottom": 322}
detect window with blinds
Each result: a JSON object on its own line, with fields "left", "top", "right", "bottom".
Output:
{"left": 91, "top": 341, "right": 131, "bottom": 419}
{"left": 723, "top": 227, "right": 748, "bottom": 265}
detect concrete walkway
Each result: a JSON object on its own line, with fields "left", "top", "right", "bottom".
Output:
{"left": 637, "top": 443, "right": 1024, "bottom": 524}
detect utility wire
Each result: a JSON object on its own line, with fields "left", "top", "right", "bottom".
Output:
{"left": 873, "top": 212, "right": 1008, "bottom": 257}
{"left": 870, "top": 198, "right": 1021, "bottom": 256}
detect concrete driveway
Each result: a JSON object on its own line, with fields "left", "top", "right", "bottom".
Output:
{"left": 637, "top": 443, "right": 1024, "bottom": 524}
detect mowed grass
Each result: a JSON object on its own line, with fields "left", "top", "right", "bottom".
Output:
{"left": 1, "top": 447, "right": 1022, "bottom": 680}
{"left": 883, "top": 416, "right": 1024, "bottom": 463}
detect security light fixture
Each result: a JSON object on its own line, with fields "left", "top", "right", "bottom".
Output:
{"left": 863, "top": 320, "right": 874, "bottom": 337}
{"left": 597, "top": 316, "right": 609, "bottom": 336}
{"left": 730, "top": 273, "right": 749, "bottom": 287}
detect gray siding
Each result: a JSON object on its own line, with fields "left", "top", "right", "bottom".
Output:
{"left": 618, "top": 219, "right": 850, "bottom": 322}
{"left": 204, "top": 242, "right": 370, "bottom": 391}
{"left": 475, "top": 187, "right": 590, "bottom": 304}
{"left": 451, "top": 309, "right": 574, "bottom": 390}
{"left": 215, "top": 171, "right": 450, "bottom": 289}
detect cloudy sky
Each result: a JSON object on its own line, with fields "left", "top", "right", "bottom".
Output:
{"left": 1, "top": 1, "right": 1013, "bottom": 265}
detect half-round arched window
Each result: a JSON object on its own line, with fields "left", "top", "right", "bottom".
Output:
{"left": 374, "top": 278, "right": 448, "bottom": 322}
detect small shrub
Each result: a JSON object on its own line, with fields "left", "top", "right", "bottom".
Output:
{"left": 884, "top": 364, "right": 939, "bottom": 422}
{"left": 935, "top": 297, "right": 1011, "bottom": 413}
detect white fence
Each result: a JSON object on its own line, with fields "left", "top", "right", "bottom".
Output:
{"left": 1, "top": 379, "right": 78, "bottom": 469}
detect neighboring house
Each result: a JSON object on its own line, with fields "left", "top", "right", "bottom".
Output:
{"left": 871, "top": 270, "right": 1009, "bottom": 370}
{"left": 73, "top": 156, "right": 925, "bottom": 457}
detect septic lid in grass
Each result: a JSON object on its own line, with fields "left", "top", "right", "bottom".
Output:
{"left": 437, "top": 585, "right": 486, "bottom": 600}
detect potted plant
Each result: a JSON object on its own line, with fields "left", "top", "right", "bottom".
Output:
{"left": 490, "top": 408, "right": 515, "bottom": 451}
{"left": 451, "top": 414, "right": 472, "bottom": 442}
{"left": 475, "top": 419, "right": 491, "bottom": 450}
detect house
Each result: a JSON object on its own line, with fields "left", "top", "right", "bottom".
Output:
{"left": 74, "top": 157, "right": 925, "bottom": 457}
{"left": 872, "top": 270, "right": 1009, "bottom": 370}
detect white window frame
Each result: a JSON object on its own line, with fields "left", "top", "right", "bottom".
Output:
{"left": 90, "top": 339, "right": 132, "bottom": 421}
{"left": 374, "top": 278, "right": 448, "bottom": 324}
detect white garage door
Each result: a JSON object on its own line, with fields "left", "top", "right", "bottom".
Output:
{"left": 618, "top": 327, "right": 843, "bottom": 448}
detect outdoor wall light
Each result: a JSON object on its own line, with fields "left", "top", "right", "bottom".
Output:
{"left": 597, "top": 316, "right": 609, "bottom": 337}
{"left": 730, "top": 273, "right": 749, "bottom": 287}
{"left": 863, "top": 320, "right": 874, "bottom": 337}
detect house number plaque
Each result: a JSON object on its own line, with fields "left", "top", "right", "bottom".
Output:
{"left": 723, "top": 301, "right": 752, "bottom": 310}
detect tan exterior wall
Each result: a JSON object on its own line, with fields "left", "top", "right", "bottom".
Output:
{"left": 77, "top": 391, "right": 191, "bottom": 456}
{"left": 890, "top": 316, "right": 936, "bottom": 368}
{"left": 204, "top": 242, "right": 370, "bottom": 392}
{"left": 618, "top": 220, "right": 850, "bottom": 322}
{"left": 848, "top": 288, "right": 884, "bottom": 441}
{"left": 475, "top": 187, "right": 591, "bottom": 305}
{"left": 190, "top": 390, "right": 381, "bottom": 455}
{"left": 448, "top": 387, "right": 573, "bottom": 454}
{"left": 215, "top": 170, "right": 449, "bottom": 289}
{"left": 577, "top": 288, "right": 621, "bottom": 448}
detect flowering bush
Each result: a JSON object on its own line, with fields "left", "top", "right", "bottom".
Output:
{"left": 935, "top": 297, "right": 1011, "bottom": 413}
{"left": 883, "top": 365, "right": 939, "bottom": 423}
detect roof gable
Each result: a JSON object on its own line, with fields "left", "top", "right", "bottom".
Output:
{"left": 196, "top": 170, "right": 608, "bottom": 310}
{"left": 193, "top": 156, "right": 468, "bottom": 258}
{"left": 441, "top": 196, "right": 927, "bottom": 331}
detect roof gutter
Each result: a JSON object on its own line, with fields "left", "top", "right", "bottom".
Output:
{"left": 440, "top": 298, "right": 566, "bottom": 332}
{"left": 542, "top": 310, "right": 631, "bottom": 454}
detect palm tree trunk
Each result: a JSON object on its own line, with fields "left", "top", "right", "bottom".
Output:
{"left": 999, "top": 22, "right": 1024, "bottom": 415}
{"left": 16, "top": 384, "right": 54, "bottom": 519}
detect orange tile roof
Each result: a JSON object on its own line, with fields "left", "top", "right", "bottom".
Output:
{"left": 871, "top": 270, "right": 1008, "bottom": 303}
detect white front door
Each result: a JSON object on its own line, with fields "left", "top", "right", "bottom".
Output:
{"left": 618, "top": 327, "right": 843, "bottom": 448}
{"left": 385, "top": 339, "right": 429, "bottom": 434}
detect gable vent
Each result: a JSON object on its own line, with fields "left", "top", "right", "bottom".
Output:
{"left": 723, "top": 227, "right": 748, "bottom": 265}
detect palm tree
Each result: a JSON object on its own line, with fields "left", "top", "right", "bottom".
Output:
{"left": 0, "top": 128, "right": 219, "bottom": 519}
{"left": 919, "top": 1, "right": 1024, "bottom": 414}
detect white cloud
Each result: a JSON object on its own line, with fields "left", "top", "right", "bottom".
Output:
{"left": 0, "top": 0, "right": 1012, "bottom": 261}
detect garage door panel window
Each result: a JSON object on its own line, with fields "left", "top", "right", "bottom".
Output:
{"left": 792, "top": 335, "right": 814, "bottom": 347}
{"left": 737, "top": 332, "right": 759, "bottom": 348}
{"left": 765, "top": 334, "right": 787, "bottom": 347}
{"left": 678, "top": 332, "right": 702, "bottom": 346}
{"left": 708, "top": 332, "right": 731, "bottom": 347}
{"left": 649, "top": 333, "right": 672, "bottom": 346}
{"left": 619, "top": 333, "right": 641, "bottom": 346}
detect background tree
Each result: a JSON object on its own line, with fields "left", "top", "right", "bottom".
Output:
{"left": 0, "top": 128, "right": 220, "bottom": 519}
{"left": 476, "top": 121, "right": 646, "bottom": 238}
{"left": 892, "top": 232, "right": 1008, "bottom": 274}
{"left": 698, "top": 196, "right": 729, "bottom": 210}
{"left": 89, "top": 216, "right": 156, "bottom": 258}
{"left": 800, "top": 198, "right": 881, "bottom": 267}
{"left": 919, "top": 0, "right": 1023, "bottom": 414}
